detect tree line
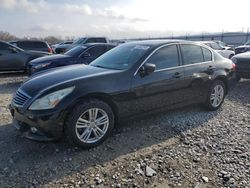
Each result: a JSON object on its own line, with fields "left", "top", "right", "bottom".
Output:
{"left": 0, "top": 31, "right": 75, "bottom": 44}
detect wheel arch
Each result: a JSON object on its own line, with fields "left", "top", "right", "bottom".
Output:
{"left": 213, "top": 75, "right": 228, "bottom": 94}
{"left": 64, "top": 92, "right": 119, "bottom": 129}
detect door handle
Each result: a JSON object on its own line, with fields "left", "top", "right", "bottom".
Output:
{"left": 172, "top": 72, "right": 181, "bottom": 78}
{"left": 207, "top": 66, "right": 215, "bottom": 71}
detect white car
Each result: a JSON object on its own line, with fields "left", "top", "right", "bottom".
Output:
{"left": 199, "top": 41, "right": 235, "bottom": 59}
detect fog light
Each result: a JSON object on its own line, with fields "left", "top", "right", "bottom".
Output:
{"left": 30, "top": 127, "right": 38, "bottom": 133}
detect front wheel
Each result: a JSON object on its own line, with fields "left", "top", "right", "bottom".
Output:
{"left": 205, "top": 80, "right": 226, "bottom": 111}
{"left": 65, "top": 99, "right": 114, "bottom": 148}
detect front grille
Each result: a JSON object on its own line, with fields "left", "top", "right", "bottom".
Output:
{"left": 13, "top": 89, "right": 31, "bottom": 107}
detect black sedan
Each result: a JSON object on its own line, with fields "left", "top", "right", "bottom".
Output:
{"left": 231, "top": 52, "right": 250, "bottom": 81}
{"left": 28, "top": 43, "right": 116, "bottom": 75}
{"left": 0, "top": 41, "right": 50, "bottom": 72}
{"left": 9, "top": 40, "right": 235, "bottom": 148}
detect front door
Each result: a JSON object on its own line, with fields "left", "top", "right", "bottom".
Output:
{"left": 131, "top": 44, "right": 187, "bottom": 115}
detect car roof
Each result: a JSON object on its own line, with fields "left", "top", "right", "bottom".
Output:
{"left": 198, "top": 41, "right": 216, "bottom": 44}
{"left": 14, "top": 40, "right": 47, "bottom": 43}
{"left": 122, "top": 39, "right": 191, "bottom": 47}
{"left": 82, "top": 43, "right": 116, "bottom": 47}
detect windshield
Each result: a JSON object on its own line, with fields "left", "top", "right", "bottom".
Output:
{"left": 65, "top": 46, "right": 87, "bottom": 57}
{"left": 73, "top": 38, "right": 86, "bottom": 45}
{"left": 245, "top": 40, "right": 250, "bottom": 45}
{"left": 90, "top": 43, "right": 150, "bottom": 70}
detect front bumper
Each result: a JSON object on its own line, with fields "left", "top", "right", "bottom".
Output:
{"left": 9, "top": 104, "right": 66, "bottom": 141}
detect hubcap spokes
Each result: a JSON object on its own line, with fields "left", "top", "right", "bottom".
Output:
{"left": 210, "top": 85, "right": 224, "bottom": 107}
{"left": 75, "top": 108, "right": 109, "bottom": 143}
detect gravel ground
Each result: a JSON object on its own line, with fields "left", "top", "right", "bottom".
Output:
{"left": 0, "top": 73, "right": 249, "bottom": 188}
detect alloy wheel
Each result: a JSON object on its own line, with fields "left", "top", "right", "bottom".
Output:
{"left": 210, "top": 84, "right": 224, "bottom": 108}
{"left": 75, "top": 108, "right": 109, "bottom": 144}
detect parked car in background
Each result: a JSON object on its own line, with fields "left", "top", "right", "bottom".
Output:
{"left": 10, "top": 40, "right": 235, "bottom": 148}
{"left": 51, "top": 41, "right": 73, "bottom": 52}
{"left": 200, "top": 41, "right": 235, "bottom": 59}
{"left": 235, "top": 40, "right": 250, "bottom": 54}
{"left": 28, "top": 43, "right": 116, "bottom": 75}
{"left": 54, "top": 37, "right": 108, "bottom": 54}
{"left": 9, "top": 40, "right": 52, "bottom": 54}
{"left": 214, "top": 41, "right": 234, "bottom": 51}
{"left": 0, "top": 41, "right": 50, "bottom": 72}
{"left": 231, "top": 52, "right": 250, "bottom": 81}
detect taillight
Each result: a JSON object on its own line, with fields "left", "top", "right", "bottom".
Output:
{"left": 48, "top": 47, "right": 52, "bottom": 53}
{"left": 232, "top": 63, "right": 236, "bottom": 71}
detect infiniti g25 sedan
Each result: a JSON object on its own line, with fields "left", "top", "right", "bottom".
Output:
{"left": 9, "top": 40, "right": 236, "bottom": 148}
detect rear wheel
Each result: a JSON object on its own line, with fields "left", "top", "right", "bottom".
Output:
{"left": 205, "top": 80, "right": 226, "bottom": 111}
{"left": 65, "top": 99, "right": 114, "bottom": 148}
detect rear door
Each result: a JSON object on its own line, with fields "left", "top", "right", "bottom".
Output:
{"left": 180, "top": 43, "right": 214, "bottom": 101}
{"left": 131, "top": 44, "right": 187, "bottom": 114}
{"left": 0, "top": 43, "right": 25, "bottom": 70}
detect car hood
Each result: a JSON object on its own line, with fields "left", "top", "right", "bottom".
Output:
{"left": 24, "top": 50, "right": 50, "bottom": 56}
{"left": 233, "top": 52, "right": 250, "bottom": 60}
{"left": 235, "top": 45, "right": 250, "bottom": 49}
{"left": 29, "top": 54, "right": 71, "bottom": 65}
{"left": 21, "top": 64, "right": 120, "bottom": 96}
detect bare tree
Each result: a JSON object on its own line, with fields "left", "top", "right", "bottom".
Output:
{"left": 0, "top": 31, "right": 18, "bottom": 41}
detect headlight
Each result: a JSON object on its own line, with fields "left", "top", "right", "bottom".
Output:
{"left": 33, "top": 62, "right": 51, "bottom": 69}
{"left": 29, "top": 86, "right": 75, "bottom": 110}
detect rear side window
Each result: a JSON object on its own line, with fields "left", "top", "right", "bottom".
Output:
{"left": 95, "top": 38, "right": 107, "bottom": 43}
{"left": 146, "top": 45, "right": 179, "bottom": 70}
{"left": 33, "top": 42, "right": 47, "bottom": 48}
{"left": 202, "top": 47, "right": 212, "bottom": 61}
{"left": 180, "top": 44, "right": 203, "bottom": 65}
{"left": 18, "top": 41, "right": 33, "bottom": 49}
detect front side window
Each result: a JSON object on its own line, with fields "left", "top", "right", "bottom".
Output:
{"left": 90, "top": 43, "right": 150, "bottom": 70}
{"left": 86, "top": 46, "right": 107, "bottom": 57}
{"left": 146, "top": 45, "right": 179, "bottom": 70}
{"left": 181, "top": 44, "right": 203, "bottom": 65}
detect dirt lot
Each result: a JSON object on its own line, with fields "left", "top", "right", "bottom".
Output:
{"left": 0, "top": 73, "right": 249, "bottom": 188}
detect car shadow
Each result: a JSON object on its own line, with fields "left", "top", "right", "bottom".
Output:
{"left": 0, "top": 104, "right": 220, "bottom": 187}
{"left": 226, "top": 79, "right": 250, "bottom": 106}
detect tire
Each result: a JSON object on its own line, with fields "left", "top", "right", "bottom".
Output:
{"left": 65, "top": 99, "right": 114, "bottom": 148}
{"left": 205, "top": 80, "right": 226, "bottom": 111}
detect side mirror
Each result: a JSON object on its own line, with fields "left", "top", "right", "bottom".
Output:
{"left": 139, "top": 63, "right": 156, "bottom": 77}
{"left": 82, "top": 52, "right": 91, "bottom": 58}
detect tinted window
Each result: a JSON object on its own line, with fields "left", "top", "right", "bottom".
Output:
{"left": 0, "top": 42, "right": 10, "bottom": 50}
{"left": 181, "top": 44, "right": 203, "bottom": 65}
{"left": 18, "top": 41, "right": 33, "bottom": 49}
{"left": 146, "top": 45, "right": 179, "bottom": 70}
{"left": 86, "top": 38, "right": 96, "bottom": 43}
{"left": 202, "top": 47, "right": 212, "bottom": 61}
{"left": 73, "top": 38, "right": 86, "bottom": 45}
{"left": 95, "top": 38, "right": 107, "bottom": 43}
{"left": 65, "top": 46, "right": 87, "bottom": 57}
{"left": 86, "top": 46, "right": 107, "bottom": 57}
{"left": 90, "top": 44, "right": 150, "bottom": 70}
{"left": 33, "top": 42, "right": 47, "bottom": 48}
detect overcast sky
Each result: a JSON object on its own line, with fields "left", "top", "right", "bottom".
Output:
{"left": 0, "top": 0, "right": 250, "bottom": 39}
